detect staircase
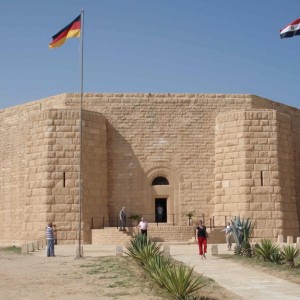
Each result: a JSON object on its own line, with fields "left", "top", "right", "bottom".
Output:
{"left": 92, "top": 225, "right": 196, "bottom": 245}
{"left": 92, "top": 227, "right": 133, "bottom": 245}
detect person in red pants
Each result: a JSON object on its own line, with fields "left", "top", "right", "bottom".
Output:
{"left": 196, "top": 220, "right": 209, "bottom": 259}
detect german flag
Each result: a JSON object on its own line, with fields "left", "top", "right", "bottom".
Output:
{"left": 49, "top": 14, "right": 81, "bottom": 49}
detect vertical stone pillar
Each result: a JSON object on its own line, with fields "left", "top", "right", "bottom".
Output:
{"left": 287, "top": 236, "right": 294, "bottom": 244}
{"left": 277, "top": 235, "right": 284, "bottom": 244}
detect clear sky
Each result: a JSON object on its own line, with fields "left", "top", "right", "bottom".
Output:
{"left": 1, "top": 0, "right": 300, "bottom": 109}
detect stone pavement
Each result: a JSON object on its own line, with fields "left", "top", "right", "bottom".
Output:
{"left": 32, "top": 243, "right": 300, "bottom": 300}
{"left": 170, "top": 244, "right": 300, "bottom": 300}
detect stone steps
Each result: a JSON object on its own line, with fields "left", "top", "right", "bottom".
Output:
{"left": 91, "top": 226, "right": 227, "bottom": 245}
{"left": 92, "top": 227, "right": 133, "bottom": 245}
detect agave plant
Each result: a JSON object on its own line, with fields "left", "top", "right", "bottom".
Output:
{"left": 127, "top": 234, "right": 204, "bottom": 299}
{"left": 254, "top": 239, "right": 280, "bottom": 262}
{"left": 280, "top": 244, "right": 300, "bottom": 268}
{"left": 126, "top": 234, "right": 162, "bottom": 264}
{"left": 160, "top": 263, "right": 204, "bottom": 300}
{"left": 270, "top": 249, "right": 284, "bottom": 264}
{"left": 143, "top": 254, "right": 173, "bottom": 287}
{"left": 231, "top": 216, "right": 255, "bottom": 257}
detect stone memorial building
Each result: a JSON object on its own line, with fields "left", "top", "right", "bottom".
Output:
{"left": 0, "top": 93, "right": 299, "bottom": 245}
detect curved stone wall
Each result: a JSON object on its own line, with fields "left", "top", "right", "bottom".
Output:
{"left": 214, "top": 110, "right": 299, "bottom": 240}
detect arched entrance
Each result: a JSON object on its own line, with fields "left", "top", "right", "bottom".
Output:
{"left": 143, "top": 163, "right": 181, "bottom": 225}
{"left": 151, "top": 175, "right": 172, "bottom": 223}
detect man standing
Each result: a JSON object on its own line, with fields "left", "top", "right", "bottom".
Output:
{"left": 157, "top": 204, "right": 163, "bottom": 222}
{"left": 46, "top": 222, "right": 56, "bottom": 257}
{"left": 137, "top": 217, "right": 148, "bottom": 236}
{"left": 222, "top": 222, "right": 233, "bottom": 250}
{"left": 119, "top": 207, "right": 126, "bottom": 231}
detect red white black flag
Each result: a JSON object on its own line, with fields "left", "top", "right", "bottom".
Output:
{"left": 280, "top": 18, "right": 300, "bottom": 39}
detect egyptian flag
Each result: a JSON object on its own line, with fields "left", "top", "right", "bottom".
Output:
{"left": 49, "top": 15, "right": 81, "bottom": 48}
{"left": 280, "top": 18, "right": 300, "bottom": 39}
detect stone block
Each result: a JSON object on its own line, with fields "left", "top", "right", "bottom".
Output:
{"left": 211, "top": 244, "right": 218, "bottom": 255}
{"left": 277, "top": 235, "right": 284, "bottom": 243}
{"left": 21, "top": 244, "right": 28, "bottom": 253}
{"left": 287, "top": 236, "right": 294, "bottom": 244}
{"left": 27, "top": 242, "right": 34, "bottom": 252}
{"left": 33, "top": 240, "right": 39, "bottom": 251}
{"left": 116, "top": 245, "right": 123, "bottom": 257}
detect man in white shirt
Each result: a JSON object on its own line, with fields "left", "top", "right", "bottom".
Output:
{"left": 137, "top": 217, "right": 148, "bottom": 236}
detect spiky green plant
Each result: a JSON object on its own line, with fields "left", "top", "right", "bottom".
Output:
{"left": 231, "top": 217, "right": 255, "bottom": 257}
{"left": 254, "top": 239, "right": 280, "bottom": 262}
{"left": 126, "top": 234, "right": 162, "bottom": 264}
{"left": 280, "top": 245, "right": 300, "bottom": 268}
{"left": 126, "top": 234, "right": 204, "bottom": 299}
{"left": 143, "top": 254, "right": 173, "bottom": 287}
{"left": 270, "top": 248, "right": 284, "bottom": 264}
{"left": 160, "top": 264, "right": 204, "bottom": 300}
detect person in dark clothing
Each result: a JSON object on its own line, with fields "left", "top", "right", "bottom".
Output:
{"left": 196, "top": 220, "right": 208, "bottom": 259}
{"left": 119, "top": 207, "right": 127, "bottom": 231}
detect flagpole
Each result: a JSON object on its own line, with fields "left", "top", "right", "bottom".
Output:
{"left": 77, "top": 8, "right": 84, "bottom": 258}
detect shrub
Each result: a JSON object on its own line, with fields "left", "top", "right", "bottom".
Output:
{"left": 160, "top": 264, "right": 204, "bottom": 300}
{"left": 280, "top": 245, "right": 300, "bottom": 268}
{"left": 254, "top": 239, "right": 280, "bottom": 262}
{"left": 126, "top": 234, "right": 204, "bottom": 299}
{"left": 231, "top": 217, "right": 255, "bottom": 257}
{"left": 126, "top": 234, "right": 161, "bottom": 265}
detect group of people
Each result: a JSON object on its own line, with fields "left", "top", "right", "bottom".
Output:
{"left": 195, "top": 221, "right": 233, "bottom": 259}
{"left": 46, "top": 208, "right": 233, "bottom": 259}
{"left": 119, "top": 206, "right": 149, "bottom": 235}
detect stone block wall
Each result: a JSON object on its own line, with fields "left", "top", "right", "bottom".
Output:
{"left": 65, "top": 93, "right": 254, "bottom": 225}
{"left": 24, "top": 109, "right": 83, "bottom": 243}
{"left": 214, "top": 110, "right": 299, "bottom": 239}
{"left": 0, "top": 108, "right": 27, "bottom": 245}
{"left": 1, "top": 93, "right": 300, "bottom": 245}
{"left": 81, "top": 110, "right": 109, "bottom": 243}
{"left": 0, "top": 105, "right": 108, "bottom": 245}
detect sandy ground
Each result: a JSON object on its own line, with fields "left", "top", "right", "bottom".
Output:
{"left": 0, "top": 252, "right": 167, "bottom": 300}
{"left": 0, "top": 248, "right": 240, "bottom": 300}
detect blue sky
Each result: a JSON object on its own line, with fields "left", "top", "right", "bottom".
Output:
{"left": 1, "top": 0, "right": 300, "bottom": 109}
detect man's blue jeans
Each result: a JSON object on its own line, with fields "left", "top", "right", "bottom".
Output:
{"left": 47, "top": 239, "right": 55, "bottom": 257}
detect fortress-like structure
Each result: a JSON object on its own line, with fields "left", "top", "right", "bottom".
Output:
{"left": 0, "top": 93, "right": 299, "bottom": 245}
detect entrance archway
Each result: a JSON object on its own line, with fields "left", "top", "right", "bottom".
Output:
{"left": 152, "top": 175, "right": 169, "bottom": 223}
{"left": 155, "top": 198, "right": 167, "bottom": 223}
{"left": 143, "top": 163, "right": 181, "bottom": 225}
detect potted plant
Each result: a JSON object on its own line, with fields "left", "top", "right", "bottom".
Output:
{"left": 185, "top": 211, "right": 195, "bottom": 226}
{"left": 129, "top": 214, "right": 140, "bottom": 226}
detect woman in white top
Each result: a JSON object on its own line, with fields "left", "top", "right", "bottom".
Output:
{"left": 222, "top": 222, "right": 233, "bottom": 250}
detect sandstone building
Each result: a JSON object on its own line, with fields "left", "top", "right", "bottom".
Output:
{"left": 0, "top": 93, "right": 299, "bottom": 245}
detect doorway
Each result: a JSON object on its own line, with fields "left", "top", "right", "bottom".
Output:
{"left": 155, "top": 198, "right": 167, "bottom": 223}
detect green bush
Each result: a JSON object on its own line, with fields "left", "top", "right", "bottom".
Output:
{"left": 126, "top": 234, "right": 204, "bottom": 299}
{"left": 231, "top": 217, "right": 255, "bottom": 257}
{"left": 254, "top": 239, "right": 280, "bottom": 262}
{"left": 126, "top": 234, "right": 162, "bottom": 265}
{"left": 160, "top": 264, "right": 204, "bottom": 300}
{"left": 280, "top": 245, "right": 300, "bottom": 268}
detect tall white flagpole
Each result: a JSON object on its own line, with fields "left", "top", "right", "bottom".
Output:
{"left": 77, "top": 8, "right": 84, "bottom": 258}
